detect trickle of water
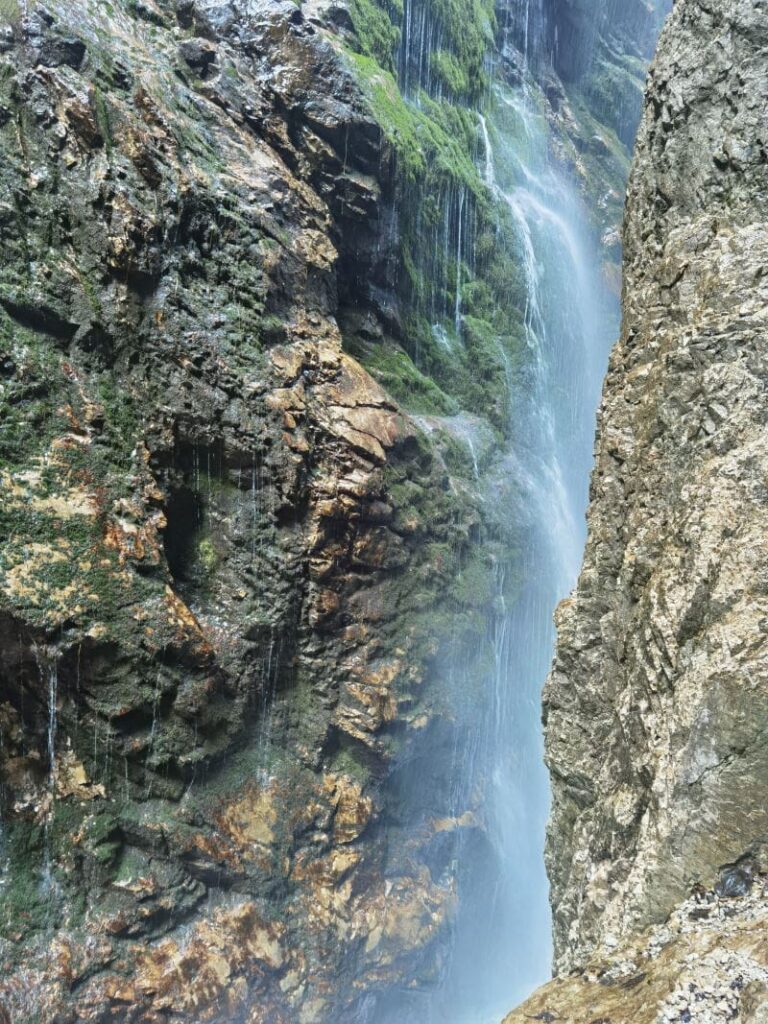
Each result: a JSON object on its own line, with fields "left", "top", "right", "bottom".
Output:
{"left": 144, "top": 671, "right": 163, "bottom": 798}
{"left": 103, "top": 721, "right": 113, "bottom": 786}
{"left": 478, "top": 115, "right": 495, "bottom": 190}
{"left": 257, "top": 634, "right": 282, "bottom": 781}
{"left": 431, "top": 323, "right": 454, "bottom": 352}
{"left": 251, "top": 455, "right": 258, "bottom": 564}
{"left": 516, "top": 0, "right": 545, "bottom": 70}
{"left": 33, "top": 645, "right": 61, "bottom": 899}
{"left": 454, "top": 188, "right": 466, "bottom": 334}
{"left": 46, "top": 659, "right": 57, "bottom": 794}
{"left": 192, "top": 440, "right": 200, "bottom": 502}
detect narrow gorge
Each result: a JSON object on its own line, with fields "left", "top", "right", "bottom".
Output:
{"left": 0, "top": 0, "right": 765, "bottom": 1023}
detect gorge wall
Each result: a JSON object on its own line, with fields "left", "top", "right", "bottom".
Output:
{"left": 506, "top": 0, "right": 768, "bottom": 1020}
{"left": 0, "top": 2, "right": 497, "bottom": 1020}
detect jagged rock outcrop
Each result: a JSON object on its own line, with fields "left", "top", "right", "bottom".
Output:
{"left": 517, "top": 0, "right": 768, "bottom": 1014}
{"left": 504, "top": 875, "right": 768, "bottom": 1024}
{"left": 0, "top": 1, "right": 491, "bottom": 1020}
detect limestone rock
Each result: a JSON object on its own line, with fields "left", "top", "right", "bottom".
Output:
{"left": 504, "top": 880, "right": 768, "bottom": 1024}
{"left": 545, "top": 0, "right": 768, "bottom": 980}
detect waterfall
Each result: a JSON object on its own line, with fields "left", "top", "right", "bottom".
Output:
{"left": 421, "top": 78, "right": 612, "bottom": 1024}
{"left": 370, "top": 2, "right": 647, "bottom": 1021}
{"left": 35, "top": 645, "right": 61, "bottom": 897}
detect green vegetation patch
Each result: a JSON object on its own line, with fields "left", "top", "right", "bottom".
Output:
{"left": 348, "top": 52, "right": 482, "bottom": 190}
{"left": 429, "top": 0, "right": 495, "bottom": 99}
{"left": 430, "top": 50, "right": 469, "bottom": 97}
{"left": 348, "top": 336, "right": 458, "bottom": 416}
{"left": 348, "top": 0, "right": 402, "bottom": 70}
{"left": 342, "top": 1, "right": 534, "bottom": 428}
{"left": 0, "top": 0, "right": 22, "bottom": 25}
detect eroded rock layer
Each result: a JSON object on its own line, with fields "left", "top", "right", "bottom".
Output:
{"left": 504, "top": 874, "right": 768, "bottom": 1024}
{"left": 544, "top": 0, "right": 768, "bottom": 990}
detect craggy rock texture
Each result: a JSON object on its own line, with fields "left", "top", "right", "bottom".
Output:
{"left": 0, "top": 0, "right": 702, "bottom": 1019}
{"left": 548, "top": 0, "right": 671, "bottom": 142}
{"left": 0, "top": 0, "right": 655, "bottom": 1018}
{"left": 0, "top": 1, "right": 491, "bottom": 1020}
{"left": 545, "top": 0, "right": 768, "bottom": 985}
{"left": 504, "top": 874, "right": 768, "bottom": 1024}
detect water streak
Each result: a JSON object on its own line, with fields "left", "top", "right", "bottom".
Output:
{"left": 35, "top": 645, "right": 61, "bottom": 899}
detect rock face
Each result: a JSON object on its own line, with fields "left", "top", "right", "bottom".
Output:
{"left": 543, "top": 0, "right": 768, "bottom": 992}
{"left": 547, "top": 0, "right": 671, "bottom": 148}
{"left": 504, "top": 874, "right": 768, "bottom": 1024}
{"left": 0, "top": 0, "right": 720, "bottom": 1019}
{"left": 0, "top": 1, "right": 489, "bottom": 1020}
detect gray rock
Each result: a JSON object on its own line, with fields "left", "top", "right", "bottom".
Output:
{"left": 36, "top": 35, "right": 86, "bottom": 68}
{"left": 545, "top": 0, "right": 768, "bottom": 975}
{"left": 178, "top": 37, "right": 218, "bottom": 72}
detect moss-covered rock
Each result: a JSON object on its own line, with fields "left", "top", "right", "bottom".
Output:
{"left": 0, "top": 1, "right": 509, "bottom": 1020}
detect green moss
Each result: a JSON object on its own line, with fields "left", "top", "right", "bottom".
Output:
{"left": 0, "top": 806, "right": 93, "bottom": 940}
{"left": 78, "top": 809, "right": 122, "bottom": 868}
{"left": 347, "top": 52, "right": 481, "bottom": 191}
{"left": 0, "top": 859, "right": 49, "bottom": 939}
{"left": 429, "top": 0, "right": 495, "bottom": 100}
{"left": 450, "top": 551, "right": 494, "bottom": 606}
{"left": 582, "top": 51, "right": 646, "bottom": 146}
{"left": 347, "top": 52, "right": 423, "bottom": 179}
{"left": 198, "top": 537, "right": 218, "bottom": 573}
{"left": 0, "top": 0, "right": 21, "bottom": 24}
{"left": 562, "top": 88, "right": 630, "bottom": 232}
{"left": 430, "top": 50, "right": 469, "bottom": 97}
{"left": 113, "top": 845, "right": 150, "bottom": 883}
{"left": 341, "top": 1, "right": 533, "bottom": 423}
{"left": 347, "top": 0, "right": 401, "bottom": 70}
{"left": 93, "top": 85, "right": 113, "bottom": 152}
{"left": 349, "top": 337, "right": 458, "bottom": 416}
{"left": 329, "top": 744, "right": 371, "bottom": 785}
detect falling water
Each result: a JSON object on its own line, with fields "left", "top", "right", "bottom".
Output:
{"left": 35, "top": 645, "right": 60, "bottom": 896}
{"left": 257, "top": 632, "right": 282, "bottom": 779}
{"left": 454, "top": 189, "right": 465, "bottom": 334}
{"left": 370, "top": 0, "right": 663, "bottom": 1021}
{"left": 422, "top": 74, "right": 614, "bottom": 1024}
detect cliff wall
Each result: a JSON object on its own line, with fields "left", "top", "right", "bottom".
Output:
{"left": 0, "top": 1, "right": 494, "bottom": 1020}
{"left": 0, "top": 0, "right": 676, "bottom": 1020}
{"left": 507, "top": 1, "right": 768, "bottom": 1019}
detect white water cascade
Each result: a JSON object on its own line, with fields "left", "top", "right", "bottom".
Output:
{"left": 371, "top": 2, "right": 650, "bottom": 1021}
{"left": 426, "top": 81, "right": 617, "bottom": 1024}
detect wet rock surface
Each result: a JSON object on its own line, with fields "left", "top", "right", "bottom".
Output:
{"left": 537, "top": 0, "right": 768, "bottom": 1003}
{"left": 0, "top": 0, "right": 490, "bottom": 1019}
